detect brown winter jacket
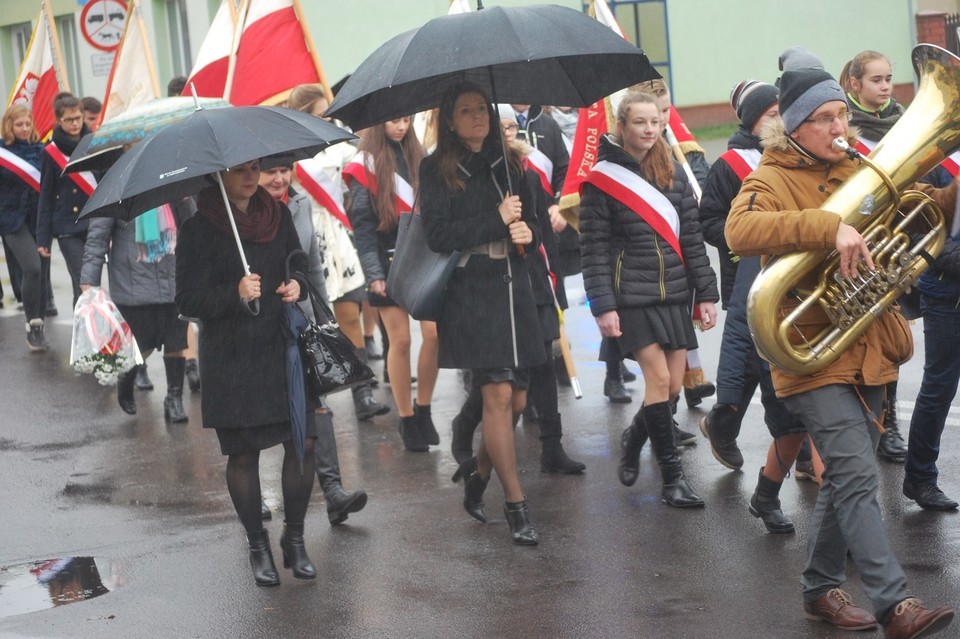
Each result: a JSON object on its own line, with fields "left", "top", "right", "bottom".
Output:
{"left": 725, "top": 121, "right": 957, "bottom": 398}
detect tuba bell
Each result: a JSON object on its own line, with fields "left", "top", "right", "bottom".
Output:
{"left": 747, "top": 44, "right": 960, "bottom": 376}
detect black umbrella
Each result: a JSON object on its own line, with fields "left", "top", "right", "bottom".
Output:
{"left": 79, "top": 105, "right": 356, "bottom": 315}
{"left": 325, "top": 3, "right": 660, "bottom": 131}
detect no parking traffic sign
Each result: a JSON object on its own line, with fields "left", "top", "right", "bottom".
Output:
{"left": 80, "top": 0, "right": 127, "bottom": 52}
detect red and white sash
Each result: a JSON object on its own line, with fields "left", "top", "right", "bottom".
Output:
{"left": 857, "top": 136, "right": 960, "bottom": 178}
{"left": 583, "top": 160, "right": 683, "bottom": 263}
{"left": 523, "top": 146, "right": 554, "bottom": 197}
{"left": 45, "top": 142, "right": 97, "bottom": 197}
{"left": 294, "top": 158, "right": 352, "bottom": 230}
{"left": 719, "top": 148, "right": 761, "bottom": 182}
{"left": 0, "top": 146, "right": 41, "bottom": 193}
{"left": 342, "top": 151, "right": 415, "bottom": 213}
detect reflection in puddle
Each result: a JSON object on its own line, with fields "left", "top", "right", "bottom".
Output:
{"left": 0, "top": 557, "right": 120, "bottom": 618}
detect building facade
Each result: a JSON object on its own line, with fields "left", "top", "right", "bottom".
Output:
{"left": 0, "top": 0, "right": 950, "bottom": 126}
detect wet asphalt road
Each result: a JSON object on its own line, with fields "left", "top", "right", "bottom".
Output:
{"left": 2, "top": 229, "right": 960, "bottom": 638}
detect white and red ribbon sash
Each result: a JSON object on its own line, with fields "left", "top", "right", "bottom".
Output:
{"left": 294, "top": 159, "right": 352, "bottom": 230}
{"left": 0, "top": 146, "right": 41, "bottom": 192}
{"left": 853, "top": 137, "right": 876, "bottom": 156}
{"left": 342, "top": 151, "right": 415, "bottom": 213}
{"left": 45, "top": 142, "right": 97, "bottom": 197}
{"left": 719, "top": 148, "right": 761, "bottom": 182}
{"left": 522, "top": 146, "right": 554, "bottom": 197}
{"left": 583, "top": 160, "right": 683, "bottom": 263}
{"left": 856, "top": 136, "right": 960, "bottom": 178}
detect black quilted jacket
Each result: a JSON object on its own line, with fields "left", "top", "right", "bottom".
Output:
{"left": 579, "top": 135, "right": 718, "bottom": 317}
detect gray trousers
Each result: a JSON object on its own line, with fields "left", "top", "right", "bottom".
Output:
{"left": 783, "top": 384, "right": 908, "bottom": 619}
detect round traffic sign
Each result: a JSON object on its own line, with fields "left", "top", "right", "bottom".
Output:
{"left": 80, "top": 0, "right": 128, "bottom": 52}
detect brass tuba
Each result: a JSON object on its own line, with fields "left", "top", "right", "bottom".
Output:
{"left": 747, "top": 44, "right": 960, "bottom": 376}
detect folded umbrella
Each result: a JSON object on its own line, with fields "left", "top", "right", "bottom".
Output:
{"left": 326, "top": 3, "right": 660, "bottom": 131}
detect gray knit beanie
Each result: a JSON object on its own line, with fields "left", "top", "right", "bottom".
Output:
{"left": 778, "top": 67, "right": 845, "bottom": 134}
{"left": 778, "top": 46, "right": 825, "bottom": 73}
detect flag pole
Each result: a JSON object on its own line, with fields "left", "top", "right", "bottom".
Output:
{"left": 222, "top": 0, "right": 249, "bottom": 102}
{"left": 135, "top": 1, "right": 161, "bottom": 98}
{"left": 292, "top": 0, "right": 333, "bottom": 102}
{"left": 42, "top": 0, "right": 71, "bottom": 93}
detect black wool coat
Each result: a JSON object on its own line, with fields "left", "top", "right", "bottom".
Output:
{"left": 420, "top": 146, "right": 545, "bottom": 370}
{"left": 175, "top": 195, "right": 313, "bottom": 430}
{"left": 36, "top": 125, "right": 94, "bottom": 248}
{"left": 698, "top": 127, "right": 762, "bottom": 308}
{"left": 579, "top": 135, "right": 718, "bottom": 317}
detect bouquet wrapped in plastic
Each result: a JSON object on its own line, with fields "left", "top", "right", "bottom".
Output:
{"left": 70, "top": 288, "right": 141, "bottom": 386}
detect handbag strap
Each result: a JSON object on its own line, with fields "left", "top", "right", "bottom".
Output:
{"left": 285, "top": 249, "right": 335, "bottom": 324}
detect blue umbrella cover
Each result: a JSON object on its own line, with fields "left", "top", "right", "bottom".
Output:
{"left": 282, "top": 303, "right": 310, "bottom": 473}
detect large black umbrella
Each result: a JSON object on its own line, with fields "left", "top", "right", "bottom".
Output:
{"left": 80, "top": 106, "right": 355, "bottom": 300}
{"left": 325, "top": 3, "right": 660, "bottom": 131}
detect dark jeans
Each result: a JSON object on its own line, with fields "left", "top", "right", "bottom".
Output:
{"left": 56, "top": 234, "right": 86, "bottom": 308}
{"left": 905, "top": 295, "right": 960, "bottom": 485}
{"left": 2, "top": 226, "right": 42, "bottom": 321}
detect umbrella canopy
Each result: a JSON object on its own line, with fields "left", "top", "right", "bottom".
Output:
{"left": 326, "top": 3, "right": 660, "bottom": 130}
{"left": 79, "top": 105, "right": 356, "bottom": 222}
{"left": 65, "top": 96, "right": 230, "bottom": 174}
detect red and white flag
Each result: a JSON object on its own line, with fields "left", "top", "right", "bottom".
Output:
{"left": 557, "top": 0, "right": 625, "bottom": 227}
{"left": 225, "top": 0, "right": 327, "bottom": 106}
{"left": 448, "top": 0, "right": 472, "bottom": 14}
{"left": 98, "top": 0, "right": 160, "bottom": 125}
{"left": 7, "top": 7, "right": 64, "bottom": 140}
{"left": 184, "top": 0, "right": 236, "bottom": 98}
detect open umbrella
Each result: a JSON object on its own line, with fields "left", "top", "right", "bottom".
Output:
{"left": 79, "top": 105, "right": 356, "bottom": 315}
{"left": 325, "top": 3, "right": 660, "bottom": 131}
{"left": 64, "top": 96, "right": 230, "bottom": 174}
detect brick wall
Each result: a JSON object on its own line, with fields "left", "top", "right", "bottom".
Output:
{"left": 917, "top": 10, "right": 948, "bottom": 47}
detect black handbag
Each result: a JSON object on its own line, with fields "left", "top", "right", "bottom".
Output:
{"left": 286, "top": 251, "right": 374, "bottom": 397}
{"left": 386, "top": 211, "right": 461, "bottom": 321}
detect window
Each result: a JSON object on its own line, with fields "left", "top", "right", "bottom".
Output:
{"left": 583, "top": 0, "right": 671, "bottom": 90}
{"left": 56, "top": 15, "right": 83, "bottom": 95}
{"left": 165, "top": 0, "right": 192, "bottom": 76}
{"left": 10, "top": 22, "right": 32, "bottom": 70}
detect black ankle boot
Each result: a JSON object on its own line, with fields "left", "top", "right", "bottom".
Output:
{"left": 878, "top": 381, "right": 907, "bottom": 463}
{"left": 452, "top": 458, "right": 488, "bottom": 523}
{"left": 618, "top": 410, "right": 647, "bottom": 487}
{"left": 325, "top": 484, "right": 368, "bottom": 525}
{"left": 749, "top": 469, "right": 794, "bottom": 534}
{"left": 352, "top": 383, "right": 389, "bottom": 421}
{"left": 163, "top": 357, "right": 188, "bottom": 423}
{"left": 644, "top": 401, "right": 704, "bottom": 508}
{"left": 135, "top": 363, "right": 154, "bottom": 391}
{"left": 415, "top": 402, "right": 440, "bottom": 446}
{"left": 504, "top": 500, "right": 539, "bottom": 546}
{"left": 247, "top": 529, "right": 280, "bottom": 586}
{"left": 117, "top": 368, "right": 137, "bottom": 415}
{"left": 184, "top": 357, "right": 201, "bottom": 393}
{"left": 539, "top": 414, "right": 585, "bottom": 474}
{"left": 261, "top": 498, "right": 272, "bottom": 521}
{"left": 603, "top": 373, "right": 631, "bottom": 403}
{"left": 399, "top": 414, "right": 428, "bottom": 452}
{"left": 279, "top": 521, "right": 316, "bottom": 579}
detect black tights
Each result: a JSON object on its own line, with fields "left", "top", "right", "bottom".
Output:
{"left": 226, "top": 437, "right": 316, "bottom": 534}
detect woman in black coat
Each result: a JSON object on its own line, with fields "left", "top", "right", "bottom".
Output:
{"left": 175, "top": 159, "right": 317, "bottom": 587}
{"left": 420, "top": 82, "right": 544, "bottom": 546}
{"left": 579, "top": 91, "right": 719, "bottom": 509}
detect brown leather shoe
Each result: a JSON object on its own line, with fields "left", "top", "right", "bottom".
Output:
{"left": 803, "top": 588, "right": 878, "bottom": 630}
{"left": 884, "top": 598, "right": 954, "bottom": 639}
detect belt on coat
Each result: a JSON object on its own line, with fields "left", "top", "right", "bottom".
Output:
{"left": 458, "top": 239, "right": 511, "bottom": 266}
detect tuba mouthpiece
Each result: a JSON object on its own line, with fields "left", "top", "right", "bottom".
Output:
{"left": 832, "top": 137, "right": 859, "bottom": 159}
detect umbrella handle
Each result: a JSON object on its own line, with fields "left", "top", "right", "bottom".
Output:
{"left": 215, "top": 172, "right": 260, "bottom": 316}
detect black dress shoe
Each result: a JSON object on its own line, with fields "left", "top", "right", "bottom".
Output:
{"left": 903, "top": 478, "right": 959, "bottom": 510}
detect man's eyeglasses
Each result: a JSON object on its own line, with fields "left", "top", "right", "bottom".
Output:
{"left": 802, "top": 110, "right": 853, "bottom": 128}
{"left": 60, "top": 116, "right": 83, "bottom": 124}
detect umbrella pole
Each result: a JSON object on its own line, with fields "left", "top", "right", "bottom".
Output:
{"left": 215, "top": 171, "right": 260, "bottom": 316}
{"left": 486, "top": 66, "right": 513, "bottom": 195}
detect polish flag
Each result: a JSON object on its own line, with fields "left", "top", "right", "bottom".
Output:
{"left": 448, "top": 0, "right": 472, "bottom": 14}
{"left": 184, "top": 0, "right": 236, "bottom": 98}
{"left": 98, "top": 0, "right": 161, "bottom": 125}
{"left": 7, "top": 9, "right": 63, "bottom": 140}
{"left": 557, "top": 0, "right": 625, "bottom": 229}
{"left": 225, "top": 0, "right": 326, "bottom": 106}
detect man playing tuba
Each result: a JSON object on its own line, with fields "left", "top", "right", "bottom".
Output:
{"left": 725, "top": 49, "right": 956, "bottom": 639}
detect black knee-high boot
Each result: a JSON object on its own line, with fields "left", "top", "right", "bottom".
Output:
{"left": 644, "top": 401, "right": 704, "bottom": 508}
{"left": 163, "top": 357, "right": 188, "bottom": 423}
{"left": 315, "top": 411, "right": 367, "bottom": 525}
{"left": 618, "top": 408, "right": 647, "bottom": 486}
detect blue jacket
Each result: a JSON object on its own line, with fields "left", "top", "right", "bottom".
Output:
{"left": 0, "top": 139, "right": 43, "bottom": 236}
{"left": 37, "top": 125, "right": 93, "bottom": 248}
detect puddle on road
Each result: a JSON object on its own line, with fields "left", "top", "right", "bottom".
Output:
{"left": 0, "top": 557, "right": 120, "bottom": 618}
